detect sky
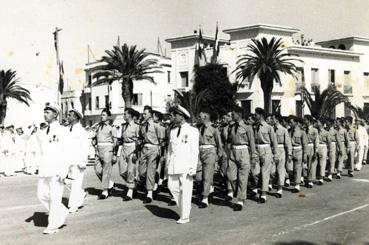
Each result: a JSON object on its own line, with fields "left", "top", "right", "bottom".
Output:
{"left": 1, "top": 0, "right": 369, "bottom": 92}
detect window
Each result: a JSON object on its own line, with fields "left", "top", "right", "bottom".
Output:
{"left": 88, "top": 97, "right": 92, "bottom": 111}
{"left": 328, "top": 69, "right": 335, "bottom": 84}
{"left": 364, "top": 72, "right": 369, "bottom": 89}
{"left": 167, "top": 71, "right": 171, "bottom": 83}
{"left": 104, "top": 95, "right": 109, "bottom": 108}
{"left": 71, "top": 101, "right": 74, "bottom": 109}
{"left": 133, "top": 93, "right": 143, "bottom": 106}
{"left": 344, "top": 102, "right": 351, "bottom": 117}
{"left": 89, "top": 120, "right": 93, "bottom": 127}
{"left": 241, "top": 100, "right": 251, "bottom": 118}
{"left": 87, "top": 74, "right": 92, "bottom": 86}
{"left": 344, "top": 71, "right": 352, "bottom": 94}
{"left": 180, "top": 71, "right": 189, "bottom": 87}
{"left": 296, "top": 101, "right": 303, "bottom": 118}
{"left": 272, "top": 100, "right": 281, "bottom": 114}
{"left": 311, "top": 68, "right": 319, "bottom": 90}
{"left": 338, "top": 44, "right": 346, "bottom": 50}
{"left": 95, "top": 96, "right": 99, "bottom": 109}
{"left": 295, "top": 68, "right": 305, "bottom": 93}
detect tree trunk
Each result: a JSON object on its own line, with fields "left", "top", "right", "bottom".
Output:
{"left": 260, "top": 76, "right": 274, "bottom": 114}
{"left": 122, "top": 78, "right": 133, "bottom": 108}
{"left": 0, "top": 101, "right": 7, "bottom": 124}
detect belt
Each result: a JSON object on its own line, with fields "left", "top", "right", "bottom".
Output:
{"left": 319, "top": 144, "right": 327, "bottom": 147}
{"left": 123, "top": 142, "right": 135, "bottom": 146}
{"left": 277, "top": 144, "right": 284, "bottom": 147}
{"left": 349, "top": 141, "right": 356, "bottom": 143}
{"left": 331, "top": 142, "right": 336, "bottom": 145}
{"left": 144, "top": 143, "right": 159, "bottom": 147}
{"left": 292, "top": 146, "right": 302, "bottom": 149}
{"left": 256, "top": 144, "right": 270, "bottom": 148}
{"left": 308, "top": 143, "right": 314, "bottom": 146}
{"left": 232, "top": 145, "right": 249, "bottom": 149}
{"left": 199, "top": 145, "right": 215, "bottom": 149}
{"left": 97, "top": 142, "right": 113, "bottom": 146}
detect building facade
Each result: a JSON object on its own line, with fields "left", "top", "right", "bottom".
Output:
{"left": 81, "top": 53, "right": 172, "bottom": 126}
{"left": 166, "top": 24, "right": 369, "bottom": 117}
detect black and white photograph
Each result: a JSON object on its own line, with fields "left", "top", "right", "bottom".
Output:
{"left": 1, "top": 0, "right": 369, "bottom": 244}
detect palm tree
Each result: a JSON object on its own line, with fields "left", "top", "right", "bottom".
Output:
{"left": 301, "top": 84, "right": 348, "bottom": 119}
{"left": 234, "top": 37, "right": 301, "bottom": 113}
{"left": 91, "top": 44, "right": 162, "bottom": 108}
{"left": 347, "top": 104, "right": 366, "bottom": 120}
{"left": 0, "top": 69, "right": 32, "bottom": 124}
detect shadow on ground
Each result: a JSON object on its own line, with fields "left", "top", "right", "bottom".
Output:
{"left": 25, "top": 212, "right": 48, "bottom": 227}
{"left": 145, "top": 204, "right": 179, "bottom": 220}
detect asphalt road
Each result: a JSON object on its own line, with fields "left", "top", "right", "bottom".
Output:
{"left": 1, "top": 163, "right": 369, "bottom": 245}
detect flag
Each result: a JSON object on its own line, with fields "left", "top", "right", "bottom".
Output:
{"left": 212, "top": 22, "right": 219, "bottom": 63}
{"left": 58, "top": 61, "right": 64, "bottom": 94}
{"left": 195, "top": 27, "right": 207, "bottom": 67}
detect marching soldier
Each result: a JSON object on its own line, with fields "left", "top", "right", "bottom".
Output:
{"left": 120, "top": 108, "right": 140, "bottom": 201}
{"left": 254, "top": 108, "right": 278, "bottom": 203}
{"left": 226, "top": 106, "right": 256, "bottom": 211}
{"left": 316, "top": 118, "right": 331, "bottom": 185}
{"left": 356, "top": 118, "right": 368, "bottom": 171}
{"left": 327, "top": 119, "right": 338, "bottom": 181}
{"left": 304, "top": 115, "right": 319, "bottom": 188}
{"left": 288, "top": 116, "right": 308, "bottom": 193}
{"left": 336, "top": 118, "right": 349, "bottom": 179}
{"left": 92, "top": 108, "right": 117, "bottom": 200}
{"left": 37, "top": 104, "right": 69, "bottom": 234}
{"left": 139, "top": 106, "right": 164, "bottom": 203}
{"left": 271, "top": 114, "right": 292, "bottom": 198}
{"left": 166, "top": 105, "right": 199, "bottom": 224}
{"left": 66, "top": 109, "right": 89, "bottom": 213}
{"left": 152, "top": 110, "right": 167, "bottom": 192}
{"left": 345, "top": 116, "right": 358, "bottom": 177}
{"left": 197, "top": 108, "right": 223, "bottom": 208}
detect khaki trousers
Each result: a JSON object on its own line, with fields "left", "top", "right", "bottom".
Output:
{"left": 317, "top": 144, "right": 328, "bottom": 179}
{"left": 94, "top": 146, "right": 113, "bottom": 190}
{"left": 139, "top": 146, "right": 159, "bottom": 191}
{"left": 196, "top": 147, "right": 217, "bottom": 197}
{"left": 227, "top": 148, "right": 250, "bottom": 201}
{"left": 119, "top": 144, "right": 136, "bottom": 189}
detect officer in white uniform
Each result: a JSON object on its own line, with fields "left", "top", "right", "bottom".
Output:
{"left": 37, "top": 104, "right": 69, "bottom": 234}
{"left": 66, "top": 109, "right": 89, "bottom": 213}
{"left": 166, "top": 105, "right": 199, "bottom": 224}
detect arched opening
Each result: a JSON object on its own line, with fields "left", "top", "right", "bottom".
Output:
{"left": 338, "top": 44, "right": 346, "bottom": 50}
{"left": 329, "top": 45, "right": 335, "bottom": 49}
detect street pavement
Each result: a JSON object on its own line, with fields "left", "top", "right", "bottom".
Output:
{"left": 1, "top": 163, "right": 369, "bottom": 245}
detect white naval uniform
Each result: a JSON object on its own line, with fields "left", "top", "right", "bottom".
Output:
{"left": 2, "top": 132, "right": 16, "bottom": 176}
{"left": 37, "top": 120, "right": 69, "bottom": 230}
{"left": 166, "top": 123, "right": 199, "bottom": 221}
{"left": 66, "top": 122, "right": 89, "bottom": 210}
{"left": 356, "top": 125, "right": 368, "bottom": 170}
{"left": 14, "top": 134, "right": 27, "bottom": 172}
{"left": 25, "top": 132, "right": 41, "bottom": 174}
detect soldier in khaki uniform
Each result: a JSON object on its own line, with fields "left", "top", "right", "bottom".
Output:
{"left": 327, "top": 119, "right": 338, "bottom": 181}
{"left": 219, "top": 112, "right": 234, "bottom": 194}
{"left": 345, "top": 116, "right": 358, "bottom": 177}
{"left": 152, "top": 110, "right": 167, "bottom": 192}
{"left": 197, "top": 109, "right": 223, "bottom": 208}
{"left": 254, "top": 108, "right": 278, "bottom": 203}
{"left": 288, "top": 116, "right": 308, "bottom": 193}
{"left": 316, "top": 118, "right": 331, "bottom": 185}
{"left": 336, "top": 118, "right": 349, "bottom": 179}
{"left": 304, "top": 115, "right": 319, "bottom": 188}
{"left": 226, "top": 106, "right": 256, "bottom": 211}
{"left": 139, "top": 107, "right": 164, "bottom": 203}
{"left": 271, "top": 114, "right": 292, "bottom": 198}
{"left": 93, "top": 108, "right": 117, "bottom": 200}
{"left": 120, "top": 108, "right": 140, "bottom": 201}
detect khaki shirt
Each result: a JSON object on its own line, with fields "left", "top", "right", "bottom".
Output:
{"left": 347, "top": 126, "right": 359, "bottom": 144}
{"left": 95, "top": 122, "right": 115, "bottom": 144}
{"left": 228, "top": 120, "right": 256, "bottom": 155}
{"left": 318, "top": 128, "right": 330, "bottom": 145}
{"left": 306, "top": 125, "right": 319, "bottom": 152}
{"left": 275, "top": 124, "right": 292, "bottom": 156}
{"left": 122, "top": 120, "right": 139, "bottom": 143}
{"left": 290, "top": 126, "right": 308, "bottom": 160}
{"left": 254, "top": 121, "right": 278, "bottom": 154}
{"left": 329, "top": 127, "right": 337, "bottom": 143}
{"left": 139, "top": 119, "right": 164, "bottom": 145}
{"left": 199, "top": 123, "right": 222, "bottom": 148}
{"left": 336, "top": 127, "right": 349, "bottom": 151}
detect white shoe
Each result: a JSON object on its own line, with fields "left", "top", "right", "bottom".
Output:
{"left": 268, "top": 184, "right": 273, "bottom": 191}
{"left": 209, "top": 185, "right": 214, "bottom": 194}
{"left": 153, "top": 183, "right": 158, "bottom": 191}
{"left": 176, "top": 218, "right": 190, "bottom": 224}
{"left": 43, "top": 228, "right": 59, "bottom": 234}
{"left": 285, "top": 179, "right": 290, "bottom": 187}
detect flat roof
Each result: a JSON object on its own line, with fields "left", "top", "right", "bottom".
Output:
{"left": 165, "top": 34, "right": 229, "bottom": 43}
{"left": 223, "top": 24, "right": 300, "bottom": 34}
{"left": 287, "top": 45, "right": 362, "bottom": 58}
{"left": 316, "top": 36, "right": 369, "bottom": 45}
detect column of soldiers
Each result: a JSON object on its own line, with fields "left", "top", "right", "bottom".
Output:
{"left": 93, "top": 104, "right": 369, "bottom": 215}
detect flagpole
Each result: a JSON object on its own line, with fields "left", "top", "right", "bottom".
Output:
{"left": 53, "top": 27, "right": 63, "bottom": 114}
